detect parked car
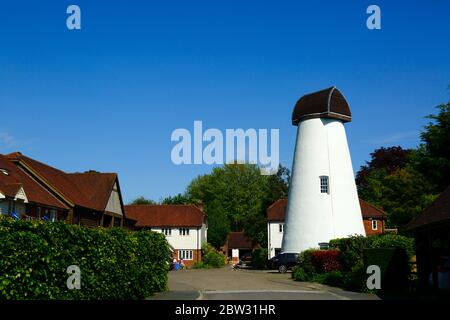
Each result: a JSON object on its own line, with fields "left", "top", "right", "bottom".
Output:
{"left": 267, "top": 252, "right": 299, "bottom": 273}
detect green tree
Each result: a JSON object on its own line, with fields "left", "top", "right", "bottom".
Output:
{"left": 161, "top": 193, "right": 194, "bottom": 205}
{"left": 412, "top": 103, "right": 450, "bottom": 191}
{"left": 128, "top": 196, "right": 155, "bottom": 205}
{"left": 186, "top": 163, "right": 289, "bottom": 248}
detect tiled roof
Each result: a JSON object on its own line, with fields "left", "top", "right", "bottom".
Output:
{"left": 6, "top": 152, "right": 117, "bottom": 211}
{"left": 266, "top": 198, "right": 386, "bottom": 221}
{"left": 124, "top": 205, "right": 205, "bottom": 228}
{"left": 407, "top": 186, "right": 450, "bottom": 231}
{"left": 267, "top": 199, "right": 287, "bottom": 221}
{"left": 226, "top": 232, "right": 253, "bottom": 249}
{"left": 0, "top": 155, "right": 68, "bottom": 210}
{"left": 359, "top": 199, "right": 386, "bottom": 218}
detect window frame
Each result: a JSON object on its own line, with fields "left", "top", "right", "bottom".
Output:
{"left": 178, "top": 250, "right": 193, "bottom": 260}
{"left": 162, "top": 228, "right": 172, "bottom": 236}
{"left": 371, "top": 220, "right": 378, "bottom": 230}
{"left": 179, "top": 228, "right": 190, "bottom": 236}
{"left": 320, "top": 175, "right": 330, "bottom": 194}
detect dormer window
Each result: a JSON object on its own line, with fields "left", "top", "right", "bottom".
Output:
{"left": 0, "top": 168, "right": 9, "bottom": 175}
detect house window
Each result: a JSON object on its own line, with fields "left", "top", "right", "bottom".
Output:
{"left": 162, "top": 228, "right": 172, "bottom": 236}
{"left": 279, "top": 224, "right": 284, "bottom": 233}
{"left": 114, "top": 217, "right": 122, "bottom": 227}
{"left": 371, "top": 220, "right": 378, "bottom": 230}
{"left": 179, "top": 228, "right": 190, "bottom": 236}
{"left": 320, "top": 176, "right": 329, "bottom": 194}
{"left": 178, "top": 250, "right": 193, "bottom": 260}
{"left": 49, "top": 209, "right": 57, "bottom": 222}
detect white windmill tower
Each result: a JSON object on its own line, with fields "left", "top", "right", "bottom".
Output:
{"left": 281, "top": 87, "right": 366, "bottom": 254}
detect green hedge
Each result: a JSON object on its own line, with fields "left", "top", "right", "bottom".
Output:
{"left": 0, "top": 216, "right": 170, "bottom": 300}
{"left": 294, "top": 234, "right": 415, "bottom": 292}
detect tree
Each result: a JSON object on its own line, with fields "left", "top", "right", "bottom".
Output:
{"left": 160, "top": 193, "right": 194, "bottom": 205}
{"left": 356, "top": 146, "right": 411, "bottom": 194}
{"left": 128, "top": 196, "right": 155, "bottom": 205}
{"left": 186, "top": 163, "right": 289, "bottom": 248}
{"left": 412, "top": 103, "right": 450, "bottom": 191}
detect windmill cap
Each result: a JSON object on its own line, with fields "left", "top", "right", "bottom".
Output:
{"left": 292, "top": 86, "right": 352, "bottom": 125}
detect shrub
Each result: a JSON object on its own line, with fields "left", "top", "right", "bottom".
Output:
{"left": 292, "top": 266, "right": 312, "bottom": 282}
{"left": 309, "top": 250, "right": 342, "bottom": 273}
{"left": 251, "top": 248, "right": 268, "bottom": 269}
{"left": 364, "top": 248, "right": 410, "bottom": 292}
{"left": 202, "top": 250, "right": 226, "bottom": 268}
{"left": 321, "top": 271, "right": 346, "bottom": 287}
{"left": 329, "top": 235, "right": 367, "bottom": 272}
{"left": 297, "top": 249, "right": 316, "bottom": 276}
{"left": 0, "top": 216, "right": 170, "bottom": 300}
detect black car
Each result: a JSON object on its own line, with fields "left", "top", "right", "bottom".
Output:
{"left": 267, "top": 252, "right": 299, "bottom": 273}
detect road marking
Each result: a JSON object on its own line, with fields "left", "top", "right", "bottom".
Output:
{"left": 202, "top": 289, "right": 327, "bottom": 294}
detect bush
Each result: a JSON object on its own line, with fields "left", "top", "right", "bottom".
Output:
{"left": 328, "top": 234, "right": 415, "bottom": 292}
{"left": 364, "top": 248, "right": 410, "bottom": 292}
{"left": 292, "top": 266, "right": 312, "bottom": 282}
{"left": 202, "top": 249, "right": 226, "bottom": 268}
{"left": 309, "top": 250, "right": 342, "bottom": 273}
{"left": 297, "top": 249, "right": 316, "bottom": 276}
{"left": 0, "top": 216, "right": 170, "bottom": 300}
{"left": 321, "top": 271, "right": 346, "bottom": 287}
{"left": 251, "top": 248, "right": 268, "bottom": 269}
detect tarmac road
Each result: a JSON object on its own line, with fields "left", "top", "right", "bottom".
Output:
{"left": 149, "top": 266, "right": 379, "bottom": 300}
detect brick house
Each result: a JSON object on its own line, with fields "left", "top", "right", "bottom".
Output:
{"left": 223, "top": 231, "right": 256, "bottom": 263}
{"left": 1, "top": 152, "right": 126, "bottom": 227}
{"left": 266, "top": 198, "right": 387, "bottom": 258}
{"left": 124, "top": 204, "right": 207, "bottom": 268}
{"left": 0, "top": 154, "right": 69, "bottom": 219}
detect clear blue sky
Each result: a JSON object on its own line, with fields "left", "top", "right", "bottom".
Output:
{"left": 0, "top": 1, "right": 449, "bottom": 202}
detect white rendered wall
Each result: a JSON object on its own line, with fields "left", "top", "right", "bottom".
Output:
{"left": 281, "top": 118, "right": 365, "bottom": 254}
{"left": 267, "top": 222, "right": 284, "bottom": 258}
{"left": 152, "top": 226, "right": 206, "bottom": 251}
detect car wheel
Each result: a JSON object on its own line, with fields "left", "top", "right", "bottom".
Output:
{"left": 278, "top": 265, "right": 287, "bottom": 273}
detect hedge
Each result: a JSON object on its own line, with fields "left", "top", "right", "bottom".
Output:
{"left": 0, "top": 216, "right": 170, "bottom": 300}
{"left": 294, "top": 234, "right": 415, "bottom": 292}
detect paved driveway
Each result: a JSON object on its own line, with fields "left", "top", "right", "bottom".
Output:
{"left": 149, "top": 267, "right": 379, "bottom": 300}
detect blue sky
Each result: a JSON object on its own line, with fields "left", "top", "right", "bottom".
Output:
{"left": 0, "top": 1, "right": 449, "bottom": 202}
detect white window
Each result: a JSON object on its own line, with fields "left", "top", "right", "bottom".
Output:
{"left": 49, "top": 209, "right": 57, "bottom": 222}
{"left": 320, "top": 176, "right": 329, "bottom": 194}
{"left": 179, "top": 228, "right": 190, "bottom": 236}
{"left": 162, "top": 228, "right": 172, "bottom": 236}
{"left": 371, "top": 220, "right": 378, "bottom": 230}
{"left": 178, "top": 250, "right": 193, "bottom": 260}
{"left": 279, "top": 224, "right": 284, "bottom": 233}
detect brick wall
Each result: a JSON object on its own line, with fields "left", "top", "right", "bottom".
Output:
{"left": 363, "top": 218, "right": 385, "bottom": 235}
{"left": 172, "top": 249, "right": 202, "bottom": 268}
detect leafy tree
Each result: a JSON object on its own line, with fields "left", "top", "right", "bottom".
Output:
{"left": 412, "top": 103, "right": 450, "bottom": 191}
{"left": 128, "top": 196, "right": 155, "bottom": 205}
{"left": 357, "top": 100, "right": 450, "bottom": 230}
{"left": 161, "top": 193, "right": 194, "bottom": 205}
{"left": 356, "top": 146, "right": 411, "bottom": 194}
{"left": 186, "top": 163, "right": 289, "bottom": 248}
